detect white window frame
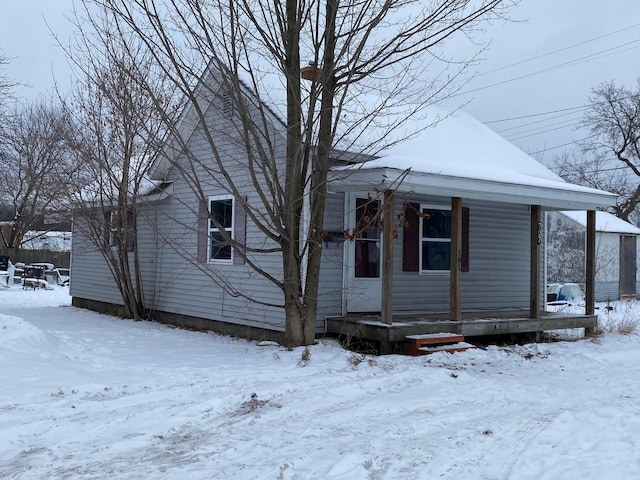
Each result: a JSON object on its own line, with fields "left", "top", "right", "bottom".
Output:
{"left": 106, "top": 208, "right": 134, "bottom": 251}
{"left": 419, "top": 204, "right": 451, "bottom": 274}
{"left": 208, "top": 195, "right": 234, "bottom": 263}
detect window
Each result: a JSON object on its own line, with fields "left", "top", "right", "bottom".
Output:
{"left": 354, "top": 197, "right": 380, "bottom": 278}
{"left": 420, "top": 206, "right": 451, "bottom": 272}
{"left": 402, "top": 202, "right": 469, "bottom": 273}
{"left": 105, "top": 208, "right": 135, "bottom": 252}
{"left": 208, "top": 196, "right": 234, "bottom": 262}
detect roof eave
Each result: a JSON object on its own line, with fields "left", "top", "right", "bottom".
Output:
{"left": 328, "top": 167, "right": 617, "bottom": 211}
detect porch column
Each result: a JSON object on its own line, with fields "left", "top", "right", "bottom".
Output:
{"left": 585, "top": 210, "right": 596, "bottom": 316}
{"left": 450, "top": 197, "right": 462, "bottom": 320}
{"left": 381, "top": 189, "right": 395, "bottom": 325}
{"left": 530, "top": 205, "right": 542, "bottom": 319}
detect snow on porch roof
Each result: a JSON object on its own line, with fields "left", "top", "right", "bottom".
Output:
{"left": 332, "top": 108, "right": 616, "bottom": 210}
{"left": 560, "top": 211, "right": 640, "bottom": 235}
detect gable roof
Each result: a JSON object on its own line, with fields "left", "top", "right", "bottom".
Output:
{"left": 148, "top": 61, "right": 286, "bottom": 181}
{"left": 560, "top": 211, "right": 640, "bottom": 235}
{"left": 331, "top": 108, "right": 616, "bottom": 210}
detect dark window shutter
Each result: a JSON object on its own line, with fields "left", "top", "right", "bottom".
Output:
{"left": 403, "top": 202, "right": 420, "bottom": 272}
{"left": 197, "top": 201, "right": 209, "bottom": 263}
{"left": 126, "top": 209, "right": 135, "bottom": 252}
{"left": 233, "top": 195, "right": 246, "bottom": 265}
{"left": 462, "top": 207, "right": 469, "bottom": 272}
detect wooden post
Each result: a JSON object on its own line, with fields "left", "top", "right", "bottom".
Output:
{"left": 530, "top": 205, "right": 542, "bottom": 319}
{"left": 450, "top": 197, "right": 462, "bottom": 320}
{"left": 585, "top": 210, "right": 596, "bottom": 317}
{"left": 381, "top": 190, "right": 395, "bottom": 325}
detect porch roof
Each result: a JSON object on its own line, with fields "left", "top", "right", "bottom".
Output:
{"left": 329, "top": 166, "right": 615, "bottom": 210}
{"left": 330, "top": 109, "right": 616, "bottom": 210}
{"left": 560, "top": 210, "right": 640, "bottom": 235}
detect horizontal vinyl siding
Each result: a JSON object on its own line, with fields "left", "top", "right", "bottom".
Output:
{"left": 72, "top": 86, "right": 289, "bottom": 333}
{"left": 150, "top": 183, "right": 286, "bottom": 333}
{"left": 596, "top": 281, "right": 619, "bottom": 302}
{"left": 147, "top": 95, "right": 288, "bottom": 332}
{"left": 392, "top": 198, "right": 531, "bottom": 313}
{"left": 316, "top": 192, "right": 346, "bottom": 326}
{"left": 70, "top": 216, "right": 124, "bottom": 306}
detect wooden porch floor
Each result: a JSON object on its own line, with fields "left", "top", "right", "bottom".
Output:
{"left": 326, "top": 310, "right": 598, "bottom": 354}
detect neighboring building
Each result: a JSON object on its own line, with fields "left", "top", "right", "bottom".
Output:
{"left": 21, "top": 231, "right": 72, "bottom": 252}
{"left": 547, "top": 211, "right": 640, "bottom": 301}
{"left": 69, "top": 67, "right": 616, "bottom": 348}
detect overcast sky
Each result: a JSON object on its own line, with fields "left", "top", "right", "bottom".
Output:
{"left": 1, "top": 1, "right": 638, "bottom": 166}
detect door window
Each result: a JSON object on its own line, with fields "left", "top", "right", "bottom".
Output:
{"left": 354, "top": 198, "right": 380, "bottom": 278}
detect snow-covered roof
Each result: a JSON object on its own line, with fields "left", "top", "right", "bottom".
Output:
{"left": 560, "top": 211, "right": 640, "bottom": 235}
{"left": 332, "top": 108, "right": 617, "bottom": 210}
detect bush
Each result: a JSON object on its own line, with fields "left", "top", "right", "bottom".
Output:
{"left": 598, "top": 300, "right": 640, "bottom": 335}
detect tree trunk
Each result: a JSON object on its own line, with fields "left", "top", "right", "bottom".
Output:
{"left": 282, "top": 0, "right": 308, "bottom": 346}
{"left": 301, "top": 0, "right": 339, "bottom": 346}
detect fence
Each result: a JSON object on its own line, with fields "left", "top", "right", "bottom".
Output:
{"left": 0, "top": 248, "right": 70, "bottom": 268}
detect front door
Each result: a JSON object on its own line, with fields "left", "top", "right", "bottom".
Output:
{"left": 346, "top": 195, "right": 382, "bottom": 312}
{"left": 619, "top": 235, "right": 637, "bottom": 296}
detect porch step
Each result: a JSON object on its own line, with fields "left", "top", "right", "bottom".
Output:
{"left": 418, "top": 342, "right": 475, "bottom": 354}
{"left": 404, "top": 333, "right": 473, "bottom": 356}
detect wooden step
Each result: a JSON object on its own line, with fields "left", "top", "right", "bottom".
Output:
{"left": 404, "top": 333, "right": 471, "bottom": 356}
{"left": 418, "top": 342, "right": 474, "bottom": 354}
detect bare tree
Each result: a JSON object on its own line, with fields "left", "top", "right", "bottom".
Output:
{"left": 0, "top": 49, "right": 16, "bottom": 111}
{"left": 62, "top": 6, "right": 180, "bottom": 318}
{"left": 556, "top": 79, "right": 640, "bottom": 223}
{"left": 88, "top": 0, "right": 514, "bottom": 346}
{"left": 0, "top": 100, "right": 71, "bottom": 255}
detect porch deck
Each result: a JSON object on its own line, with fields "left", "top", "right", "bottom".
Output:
{"left": 326, "top": 310, "right": 598, "bottom": 354}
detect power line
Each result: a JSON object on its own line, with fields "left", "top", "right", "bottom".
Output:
{"left": 498, "top": 111, "right": 583, "bottom": 135}
{"left": 478, "top": 23, "right": 640, "bottom": 77}
{"left": 485, "top": 105, "right": 588, "bottom": 124}
{"left": 462, "top": 38, "right": 640, "bottom": 96}
{"left": 506, "top": 120, "right": 581, "bottom": 142}
{"left": 529, "top": 136, "right": 591, "bottom": 156}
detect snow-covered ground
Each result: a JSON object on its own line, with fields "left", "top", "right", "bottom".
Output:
{"left": 1, "top": 287, "right": 640, "bottom": 479}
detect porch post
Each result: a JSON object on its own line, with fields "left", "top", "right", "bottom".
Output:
{"left": 585, "top": 210, "right": 596, "bottom": 316}
{"left": 450, "top": 197, "right": 462, "bottom": 320}
{"left": 530, "top": 205, "right": 542, "bottom": 319}
{"left": 381, "top": 189, "right": 395, "bottom": 325}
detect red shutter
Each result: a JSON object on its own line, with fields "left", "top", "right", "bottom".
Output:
{"left": 233, "top": 195, "right": 246, "bottom": 265}
{"left": 402, "top": 202, "right": 420, "bottom": 272}
{"left": 196, "top": 201, "right": 209, "bottom": 263}
{"left": 462, "top": 207, "right": 469, "bottom": 272}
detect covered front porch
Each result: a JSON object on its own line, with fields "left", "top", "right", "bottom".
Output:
{"left": 324, "top": 109, "right": 616, "bottom": 354}
{"left": 327, "top": 191, "right": 602, "bottom": 355}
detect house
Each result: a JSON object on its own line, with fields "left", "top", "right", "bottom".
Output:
{"left": 69, "top": 69, "right": 616, "bottom": 352}
{"left": 547, "top": 211, "right": 640, "bottom": 301}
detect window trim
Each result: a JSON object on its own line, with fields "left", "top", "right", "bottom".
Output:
{"left": 419, "top": 204, "right": 451, "bottom": 274}
{"left": 105, "top": 208, "right": 135, "bottom": 252}
{"left": 208, "top": 195, "right": 234, "bottom": 263}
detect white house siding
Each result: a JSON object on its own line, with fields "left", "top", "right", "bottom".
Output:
{"left": 315, "top": 192, "right": 346, "bottom": 324}
{"left": 72, "top": 77, "right": 294, "bottom": 335}
{"left": 392, "top": 197, "right": 531, "bottom": 313}
{"left": 149, "top": 189, "right": 287, "bottom": 332}
{"left": 70, "top": 203, "right": 166, "bottom": 308}
{"left": 145, "top": 94, "right": 289, "bottom": 333}
{"left": 69, "top": 226, "right": 123, "bottom": 305}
